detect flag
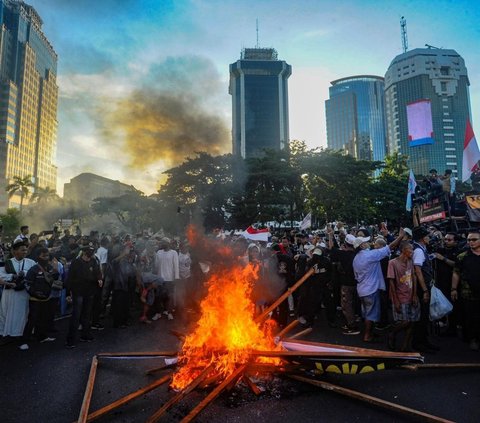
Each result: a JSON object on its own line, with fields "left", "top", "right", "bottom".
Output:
{"left": 406, "top": 169, "right": 417, "bottom": 212}
{"left": 299, "top": 212, "right": 312, "bottom": 231}
{"left": 243, "top": 226, "right": 270, "bottom": 242}
{"left": 463, "top": 120, "right": 480, "bottom": 182}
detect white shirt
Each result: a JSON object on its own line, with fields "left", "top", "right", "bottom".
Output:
{"left": 413, "top": 244, "right": 426, "bottom": 267}
{"left": 0, "top": 257, "right": 36, "bottom": 281}
{"left": 155, "top": 249, "right": 179, "bottom": 282}
{"left": 95, "top": 246, "right": 108, "bottom": 265}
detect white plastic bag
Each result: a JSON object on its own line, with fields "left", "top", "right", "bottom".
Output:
{"left": 429, "top": 285, "right": 453, "bottom": 321}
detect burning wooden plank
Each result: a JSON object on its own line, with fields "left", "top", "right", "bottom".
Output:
{"left": 180, "top": 364, "right": 248, "bottom": 423}
{"left": 147, "top": 364, "right": 214, "bottom": 423}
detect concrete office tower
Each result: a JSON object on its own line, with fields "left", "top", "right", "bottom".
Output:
{"left": 63, "top": 173, "right": 137, "bottom": 205}
{"left": 229, "top": 48, "right": 291, "bottom": 158}
{"left": 0, "top": 0, "right": 58, "bottom": 210}
{"left": 385, "top": 48, "right": 471, "bottom": 177}
{"left": 325, "top": 75, "right": 387, "bottom": 162}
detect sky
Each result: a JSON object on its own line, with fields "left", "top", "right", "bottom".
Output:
{"left": 29, "top": 0, "right": 480, "bottom": 195}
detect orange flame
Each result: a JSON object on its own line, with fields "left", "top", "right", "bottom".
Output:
{"left": 171, "top": 260, "right": 280, "bottom": 391}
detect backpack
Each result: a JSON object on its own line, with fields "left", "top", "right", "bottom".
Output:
{"left": 26, "top": 265, "right": 53, "bottom": 300}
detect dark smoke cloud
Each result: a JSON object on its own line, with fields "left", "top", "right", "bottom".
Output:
{"left": 100, "top": 55, "right": 230, "bottom": 169}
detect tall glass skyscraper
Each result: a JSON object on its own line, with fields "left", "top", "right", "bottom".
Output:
{"left": 384, "top": 48, "right": 470, "bottom": 178}
{"left": 229, "top": 48, "right": 291, "bottom": 158}
{"left": 325, "top": 75, "right": 387, "bottom": 162}
{"left": 0, "top": 0, "right": 58, "bottom": 210}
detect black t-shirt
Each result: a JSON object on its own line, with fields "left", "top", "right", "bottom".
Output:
{"left": 455, "top": 250, "right": 480, "bottom": 299}
{"left": 67, "top": 256, "right": 102, "bottom": 296}
{"left": 330, "top": 248, "right": 356, "bottom": 286}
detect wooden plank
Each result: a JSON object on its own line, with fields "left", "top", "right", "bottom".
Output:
{"left": 96, "top": 351, "right": 178, "bottom": 358}
{"left": 289, "top": 375, "right": 454, "bottom": 423}
{"left": 287, "top": 327, "right": 313, "bottom": 340}
{"left": 243, "top": 375, "right": 262, "bottom": 396}
{"left": 181, "top": 364, "right": 248, "bottom": 423}
{"left": 402, "top": 363, "right": 480, "bottom": 371}
{"left": 86, "top": 374, "right": 172, "bottom": 422}
{"left": 250, "top": 350, "right": 422, "bottom": 359}
{"left": 146, "top": 364, "right": 213, "bottom": 423}
{"left": 275, "top": 319, "right": 300, "bottom": 340}
{"left": 77, "top": 356, "right": 99, "bottom": 423}
{"left": 256, "top": 268, "right": 315, "bottom": 323}
{"left": 280, "top": 338, "right": 422, "bottom": 358}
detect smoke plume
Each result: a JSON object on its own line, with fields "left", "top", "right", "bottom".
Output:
{"left": 101, "top": 56, "right": 230, "bottom": 170}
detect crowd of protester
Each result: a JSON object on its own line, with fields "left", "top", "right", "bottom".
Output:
{"left": 0, "top": 221, "right": 478, "bottom": 354}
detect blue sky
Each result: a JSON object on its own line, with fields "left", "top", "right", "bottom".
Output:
{"left": 30, "top": 0, "right": 480, "bottom": 194}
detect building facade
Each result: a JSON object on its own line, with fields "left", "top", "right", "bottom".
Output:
{"left": 63, "top": 173, "right": 137, "bottom": 205}
{"left": 229, "top": 48, "right": 291, "bottom": 158}
{"left": 384, "top": 48, "right": 471, "bottom": 178}
{"left": 325, "top": 75, "right": 387, "bottom": 162}
{"left": 0, "top": 0, "right": 58, "bottom": 210}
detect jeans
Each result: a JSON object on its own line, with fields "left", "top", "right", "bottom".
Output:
{"left": 67, "top": 294, "right": 94, "bottom": 344}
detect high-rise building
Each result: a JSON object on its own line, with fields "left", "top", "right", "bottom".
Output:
{"left": 384, "top": 48, "right": 470, "bottom": 178}
{"left": 229, "top": 48, "right": 291, "bottom": 158}
{"left": 64, "top": 173, "right": 137, "bottom": 204}
{"left": 325, "top": 75, "right": 387, "bottom": 162}
{"left": 0, "top": 0, "right": 58, "bottom": 210}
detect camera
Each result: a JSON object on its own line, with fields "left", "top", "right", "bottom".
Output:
{"left": 12, "top": 271, "right": 26, "bottom": 291}
{"left": 428, "top": 235, "right": 442, "bottom": 252}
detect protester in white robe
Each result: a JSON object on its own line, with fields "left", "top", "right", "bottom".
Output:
{"left": 0, "top": 242, "right": 36, "bottom": 338}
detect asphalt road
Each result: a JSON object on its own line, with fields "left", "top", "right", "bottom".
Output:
{"left": 1, "top": 308, "right": 479, "bottom": 423}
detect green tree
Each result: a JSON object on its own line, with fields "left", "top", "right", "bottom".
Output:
{"left": 158, "top": 153, "right": 239, "bottom": 230}
{"left": 6, "top": 175, "right": 34, "bottom": 211}
{"left": 301, "top": 149, "right": 379, "bottom": 224}
{"left": 92, "top": 191, "right": 162, "bottom": 234}
{"left": 0, "top": 208, "right": 23, "bottom": 240}
{"left": 227, "top": 148, "right": 304, "bottom": 228}
{"left": 372, "top": 153, "right": 410, "bottom": 225}
{"left": 30, "top": 186, "right": 59, "bottom": 203}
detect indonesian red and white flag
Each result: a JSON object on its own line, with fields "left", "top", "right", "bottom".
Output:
{"left": 463, "top": 120, "right": 480, "bottom": 182}
{"left": 243, "top": 226, "right": 270, "bottom": 242}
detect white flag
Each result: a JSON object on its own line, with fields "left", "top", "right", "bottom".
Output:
{"left": 300, "top": 212, "right": 312, "bottom": 231}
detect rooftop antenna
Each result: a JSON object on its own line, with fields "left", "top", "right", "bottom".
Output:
{"left": 400, "top": 16, "right": 408, "bottom": 53}
{"left": 425, "top": 44, "right": 441, "bottom": 49}
{"left": 256, "top": 18, "right": 259, "bottom": 48}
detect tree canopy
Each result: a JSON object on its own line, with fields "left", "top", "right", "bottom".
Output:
{"left": 87, "top": 145, "right": 415, "bottom": 233}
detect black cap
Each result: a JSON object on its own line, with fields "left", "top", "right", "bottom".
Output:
{"left": 413, "top": 226, "right": 429, "bottom": 241}
{"left": 80, "top": 242, "right": 95, "bottom": 251}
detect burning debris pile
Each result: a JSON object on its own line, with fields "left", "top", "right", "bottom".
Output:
{"left": 171, "top": 262, "right": 281, "bottom": 391}
{"left": 77, "top": 228, "right": 471, "bottom": 423}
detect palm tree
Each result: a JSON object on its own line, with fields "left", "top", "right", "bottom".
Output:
{"left": 30, "top": 186, "right": 59, "bottom": 204}
{"left": 6, "top": 175, "right": 34, "bottom": 211}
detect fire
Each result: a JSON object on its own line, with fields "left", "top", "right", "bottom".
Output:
{"left": 171, "top": 261, "right": 280, "bottom": 391}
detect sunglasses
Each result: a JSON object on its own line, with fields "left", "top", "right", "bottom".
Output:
{"left": 467, "top": 238, "right": 479, "bottom": 242}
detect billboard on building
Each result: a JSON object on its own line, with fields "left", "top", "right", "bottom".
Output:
{"left": 407, "top": 99, "right": 434, "bottom": 146}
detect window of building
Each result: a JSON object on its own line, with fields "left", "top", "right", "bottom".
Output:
{"left": 441, "top": 81, "right": 447, "bottom": 91}
{"left": 440, "top": 67, "right": 450, "bottom": 76}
